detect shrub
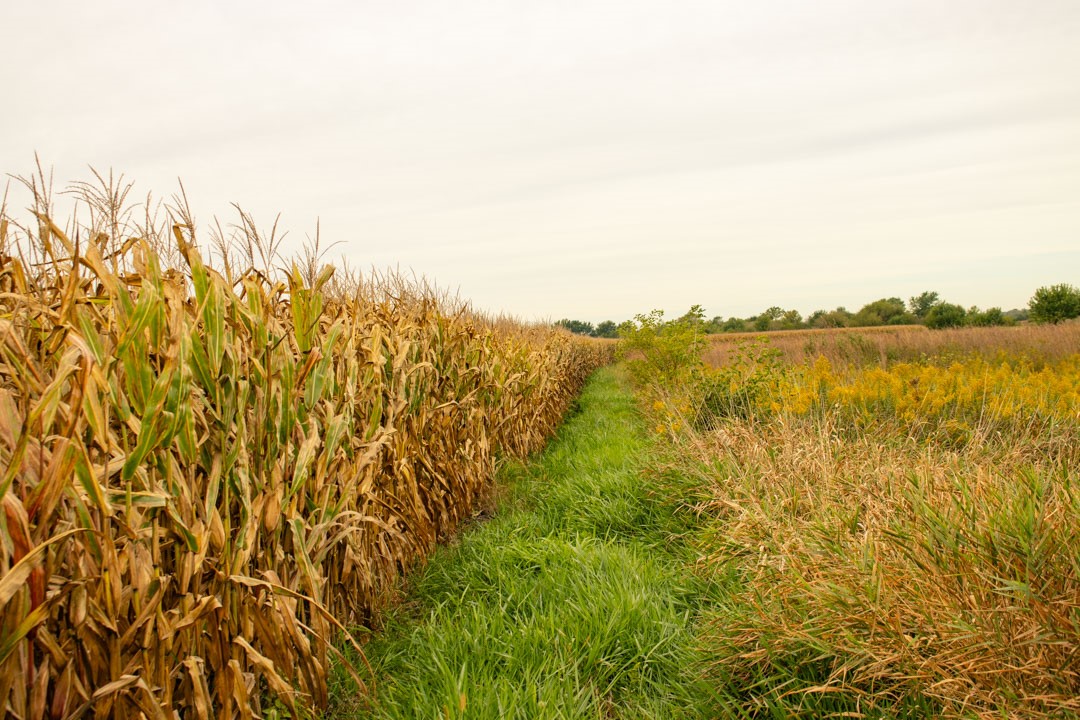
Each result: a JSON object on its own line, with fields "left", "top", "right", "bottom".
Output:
{"left": 617, "top": 306, "right": 708, "bottom": 391}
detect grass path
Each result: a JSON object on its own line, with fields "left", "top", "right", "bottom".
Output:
{"left": 331, "top": 367, "right": 718, "bottom": 718}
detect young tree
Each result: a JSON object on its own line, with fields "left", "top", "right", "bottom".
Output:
{"left": 617, "top": 307, "right": 707, "bottom": 387}
{"left": 677, "top": 305, "right": 708, "bottom": 328}
{"left": 1029, "top": 283, "right": 1080, "bottom": 324}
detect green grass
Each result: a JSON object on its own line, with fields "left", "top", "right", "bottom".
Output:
{"left": 329, "top": 367, "right": 720, "bottom": 718}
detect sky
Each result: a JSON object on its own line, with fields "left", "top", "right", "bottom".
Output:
{"left": 2, "top": 0, "right": 1078, "bottom": 324}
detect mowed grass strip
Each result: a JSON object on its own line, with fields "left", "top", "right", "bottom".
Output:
{"left": 332, "top": 367, "right": 718, "bottom": 719}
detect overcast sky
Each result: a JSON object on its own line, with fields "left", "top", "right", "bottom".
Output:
{"left": 2, "top": 1, "right": 1078, "bottom": 323}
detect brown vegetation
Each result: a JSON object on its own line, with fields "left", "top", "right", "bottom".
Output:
{"left": 705, "top": 322, "right": 1080, "bottom": 370}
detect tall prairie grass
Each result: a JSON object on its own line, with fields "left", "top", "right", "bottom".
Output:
{"left": 0, "top": 170, "right": 611, "bottom": 719}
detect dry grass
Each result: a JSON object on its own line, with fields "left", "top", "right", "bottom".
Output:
{"left": 0, "top": 171, "right": 611, "bottom": 719}
{"left": 689, "top": 420, "right": 1078, "bottom": 718}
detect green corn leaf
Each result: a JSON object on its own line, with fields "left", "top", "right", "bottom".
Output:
{"left": 116, "top": 283, "right": 160, "bottom": 356}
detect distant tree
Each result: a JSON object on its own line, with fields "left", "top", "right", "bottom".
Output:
{"left": 779, "top": 309, "right": 803, "bottom": 330}
{"left": 555, "top": 319, "right": 596, "bottom": 336}
{"left": 595, "top": 320, "right": 619, "bottom": 338}
{"left": 809, "top": 307, "right": 852, "bottom": 329}
{"left": 966, "top": 307, "right": 1007, "bottom": 327}
{"left": 925, "top": 302, "right": 966, "bottom": 329}
{"left": 722, "top": 317, "right": 747, "bottom": 333}
{"left": 1029, "top": 283, "right": 1080, "bottom": 324}
{"left": 704, "top": 316, "right": 725, "bottom": 334}
{"left": 1003, "top": 308, "right": 1029, "bottom": 323}
{"left": 752, "top": 306, "right": 784, "bottom": 331}
{"left": 851, "top": 310, "right": 881, "bottom": 327}
{"left": 853, "top": 298, "right": 912, "bottom": 327}
{"left": 908, "top": 291, "right": 940, "bottom": 319}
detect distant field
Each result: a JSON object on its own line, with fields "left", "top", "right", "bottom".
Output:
{"left": 705, "top": 321, "right": 1080, "bottom": 368}
{"left": 709, "top": 324, "right": 929, "bottom": 340}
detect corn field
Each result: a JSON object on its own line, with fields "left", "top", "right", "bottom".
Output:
{"left": 0, "top": 174, "right": 611, "bottom": 718}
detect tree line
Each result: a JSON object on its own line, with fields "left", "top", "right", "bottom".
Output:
{"left": 556, "top": 283, "right": 1080, "bottom": 337}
